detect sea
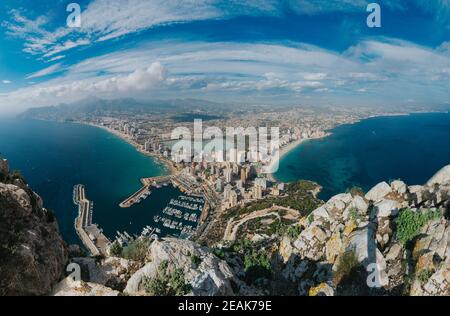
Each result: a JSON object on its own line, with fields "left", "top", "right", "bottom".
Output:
{"left": 275, "top": 112, "right": 450, "bottom": 201}
{"left": 0, "top": 119, "right": 202, "bottom": 245}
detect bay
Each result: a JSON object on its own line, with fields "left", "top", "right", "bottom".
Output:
{"left": 275, "top": 112, "right": 450, "bottom": 201}
{"left": 0, "top": 119, "right": 175, "bottom": 245}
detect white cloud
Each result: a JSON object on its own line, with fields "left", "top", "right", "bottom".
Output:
{"left": 46, "top": 55, "right": 65, "bottom": 62}
{"left": 26, "top": 63, "right": 62, "bottom": 79}
{"left": 5, "top": 0, "right": 450, "bottom": 62}
{"left": 1, "top": 39, "right": 450, "bottom": 113}
{"left": 2, "top": 80, "right": 12, "bottom": 84}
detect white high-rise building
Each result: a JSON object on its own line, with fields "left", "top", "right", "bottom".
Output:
{"left": 224, "top": 167, "right": 232, "bottom": 183}
{"left": 229, "top": 190, "right": 238, "bottom": 208}
{"left": 224, "top": 184, "right": 233, "bottom": 200}
{"left": 255, "top": 178, "right": 267, "bottom": 189}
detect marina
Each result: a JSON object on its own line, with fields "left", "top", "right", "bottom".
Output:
{"left": 114, "top": 175, "right": 207, "bottom": 242}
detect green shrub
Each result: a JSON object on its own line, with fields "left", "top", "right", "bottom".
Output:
{"left": 416, "top": 269, "right": 434, "bottom": 284}
{"left": 190, "top": 254, "right": 202, "bottom": 268}
{"left": 397, "top": 208, "right": 441, "bottom": 245}
{"left": 349, "top": 207, "right": 363, "bottom": 223}
{"left": 109, "top": 241, "right": 123, "bottom": 257}
{"left": 213, "top": 248, "right": 225, "bottom": 259}
{"left": 243, "top": 250, "right": 272, "bottom": 283}
{"left": 143, "top": 260, "right": 192, "bottom": 296}
{"left": 333, "top": 250, "right": 360, "bottom": 286}
{"left": 285, "top": 225, "right": 301, "bottom": 239}
{"left": 121, "top": 238, "right": 149, "bottom": 262}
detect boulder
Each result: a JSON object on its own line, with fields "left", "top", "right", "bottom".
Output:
{"left": 325, "top": 231, "right": 342, "bottom": 263}
{"left": 385, "top": 243, "right": 402, "bottom": 261}
{"left": 346, "top": 227, "right": 388, "bottom": 287}
{"left": 352, "top": 195, "right": 368, "bottom": 213}
{"left": 427, "top": 165, "right": 450, "bottom": 186}
{"left": 365, "top": 182, "right": 392, "bottom": 202}
{"left": 279, "top": 236, "right": 294, "bottom": 263}
{"left": 373, "top": 199, "right": 400, "bottom": 218}
{"left": 391, "top": 180, "right": 407, "bottom": 194}
{"left": 311, "top": 206, "right": 330, "bottom": 220}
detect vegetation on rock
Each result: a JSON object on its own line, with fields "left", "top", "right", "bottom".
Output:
{"left": 143, "top": 260, "right": 191, "bottom": 296}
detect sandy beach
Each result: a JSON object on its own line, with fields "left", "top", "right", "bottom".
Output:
{"left": 86, "top": 122, "right": 179, "bottom": 176}
{"left": 266, "top": 133, "right": 330, "bottom": 182}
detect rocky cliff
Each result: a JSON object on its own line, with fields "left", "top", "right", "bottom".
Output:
{"left": 0, "top": 159, "right": 68, "bottom": 295}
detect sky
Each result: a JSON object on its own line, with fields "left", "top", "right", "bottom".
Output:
{"left": 0, "top": 0, "right": 449, "bottom": 114}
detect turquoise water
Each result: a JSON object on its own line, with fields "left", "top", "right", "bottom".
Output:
{"left": 275, "top": 112, "right": 450, "bottom": 201}
{"left": 0, "top": 119, "right": 177, "bottom": 245}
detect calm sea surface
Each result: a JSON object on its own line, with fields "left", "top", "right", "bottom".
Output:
{"left": 275, "top": 112, "right": 450, "bottom": 200}
{"left": 0, "top": 119, "right": 188, "bottom": 245}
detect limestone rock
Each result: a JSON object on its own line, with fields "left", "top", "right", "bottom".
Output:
{"left": 125, "top": 238, "right": 236, "bottom": 296}
{"left": 373, "top": 199, "right": 400, "bottom": 218}
{"left": 427, "top": 164, "right": 450, "bottom": 186}
{"left": 346, "top": 227, "right": 389, "bottom": 287}
{"left": 391, "top": 180, "right": 407, "bottom": 194}
{"left": 325, "top": 231, "right": 342, "bottom": 264}
{"left": 385, "top": 243, "right": 402, "bottom": 262}
{"left": 311, "top": 206, "right": 330, "bottom": 220}
{"left": 352, "top": 195, "right": 368, "bottom": 213}
{"left": 0, "top": 177, "right": 67, "bottom": 296}
{"left": 308, "top": 282, "right": 335, "bottom": 296}
{"left": 52, "top": 277, "right": 119, "bottom": 296}
{"left": 279, "top": 236, "right": 294, "bottom": 263}
{"left": 365, "top": 182, "right": 392, "bottom": 202}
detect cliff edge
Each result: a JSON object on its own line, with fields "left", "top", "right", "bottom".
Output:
{"left": 0, "top": 158, "right": 68, "bottom": 295}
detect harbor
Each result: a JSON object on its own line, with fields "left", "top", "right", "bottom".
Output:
{"left": 119, "top": 175, "right": 173, "bottom": 208}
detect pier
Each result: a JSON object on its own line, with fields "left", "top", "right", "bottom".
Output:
{"left": 119, "top": 175, "right": 172, "bottom": 208}
{"left": 73, "top": 184, "right": 110, "bottom": 256}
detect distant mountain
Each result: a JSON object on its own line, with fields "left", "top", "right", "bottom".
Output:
{"left": 18, "top": 97, "right": 229, "bottom": 120}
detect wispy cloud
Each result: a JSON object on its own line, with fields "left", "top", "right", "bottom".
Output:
{"left": 2, "top": 80, "right": 12, "bottom": 84}
{"left": 1, "top": 38, "right": 449, "bottom": 113}
{"left": 4, "top": 0, "right": 450, "bottom": 63}
{"left": 26, "top": 63, "right": 62, "bottom": 79}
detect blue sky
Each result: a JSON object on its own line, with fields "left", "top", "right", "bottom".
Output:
{"left": 0, "top": 0, "right": 449, "bottom": 114}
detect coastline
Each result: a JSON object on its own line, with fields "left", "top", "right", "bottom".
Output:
{"left": 265, "top": 110, "right": 448, "bottom": 183}
{"left": 267, "top": 133, "right": 330, "bottom": 182}
{"left": 85, "top": 122, "right": 178, "bottom": 176}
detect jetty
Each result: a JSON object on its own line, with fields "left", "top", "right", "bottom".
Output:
{"left": 73, "top": 184, "right": 110, "bottom": 256}
{"left": 119, "top": 175, "right": 172, "bottom": 208}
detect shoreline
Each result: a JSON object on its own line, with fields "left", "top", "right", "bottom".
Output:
{"left": 85, "top": 122, "right": 178, "bottom": 176}
{"left": 265, "top": 110, "right": 448, "bottom": 183}
{"left": 266, "top": 133, "right": 330, "bottom": 182}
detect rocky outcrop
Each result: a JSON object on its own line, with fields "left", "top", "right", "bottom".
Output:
{"left": 0, "top": 161, "right": 68, "bottom": 296}
{"left": 125, "top": 238, "right": 237, "bottom": 296}
{"left": 52, "top": 277, "right": 119, "bottom": 296}
{"left": 279, "top": 164, "right": 450, "bottom": 296}
{"left": 427, "top": 165, "right": 450, "bottom": 186}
